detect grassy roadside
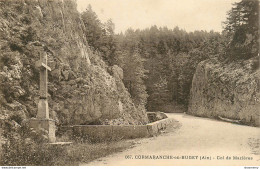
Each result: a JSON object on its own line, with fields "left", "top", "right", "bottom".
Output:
{"left": 50, "top": 118, "right": 182, "bottom": 166}
{"left": 1, "top": 118, "right": 181, "bottom": 166}
{"left": 0, "top": 134, "right": 136, "bottom": 166}
{"left": 51, "top": 119, "right": 181, "bottom": 166}
{"left": 52, "top": 139, "right": 135, "bottom": 165}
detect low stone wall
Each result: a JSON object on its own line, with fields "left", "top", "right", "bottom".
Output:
{"left": 70, "top": 118, "right": 174, "bottom": 140}
{"left": 147, "top": 112, "right": 168, "bottom": 123}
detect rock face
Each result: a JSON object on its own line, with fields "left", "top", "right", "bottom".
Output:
{"left": 188, "top": 58, "right": 259, "bottom": 126}
{"left": 0, "top": 0, "right": 148, "bottom": 126}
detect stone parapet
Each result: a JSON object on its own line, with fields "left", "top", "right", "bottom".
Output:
{"left": 70, "top": 118, "right": 174, "bottom": 140}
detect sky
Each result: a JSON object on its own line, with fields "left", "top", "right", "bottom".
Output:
{"left": 76, "top": 0, "right": 240, "bottom": 33}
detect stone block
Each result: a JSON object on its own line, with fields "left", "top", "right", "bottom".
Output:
{"left": 112, "top": 125, "right": 149, "bottom": 139}
{"left": 158, "top": 122, "right": 163, "bottom": 130}
{"left": 147, "top": 123, "right": 159, "bottom": 136}
{"left": 37, "top": 99, "right": 49, "bottom": 119}
{"left": 161, "top": 122, "right": 166, "bottom": 129}
{"left": 73, "top": 125, "right": 113, "bottom": 140}
{"left": 48, "top": 142, "right": 73, "bottom": 146}
{"left": 29, "top": 119, "right": 56, "bottom": 143}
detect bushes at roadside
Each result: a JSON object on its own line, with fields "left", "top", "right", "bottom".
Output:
{"left": 0, "top": 119, "right": 133, "bottom": 166}
{"left": 0, "top": 120, "right": 66, "bottom": 166}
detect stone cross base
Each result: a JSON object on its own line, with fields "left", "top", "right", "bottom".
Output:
{"left": 37, "top": 99, "right": 49, "bottom": 119}
{"left": 29, "top": 119, "right": 56, "bottom": 143}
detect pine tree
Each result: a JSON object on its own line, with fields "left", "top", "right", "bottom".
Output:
{"left": 224, "top": 0, "right": 259, "bottom": 59}
{"left": 121, "top": 48, "right": 148, "bottom": 106}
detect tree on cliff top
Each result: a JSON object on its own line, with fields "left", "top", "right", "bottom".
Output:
{"left": 224, "top": 0, "right": 259, "bottom": 59}
{"left": 81, "top": 5, "right": 117, "bottom": 65}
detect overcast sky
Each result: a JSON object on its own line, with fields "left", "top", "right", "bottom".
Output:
{"left": 76, "top": 0, "right": 239, "bottom": 33}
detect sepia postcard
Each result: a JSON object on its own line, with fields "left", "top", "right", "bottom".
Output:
{"left": 0, "top": 0, "right": 259, "bottom": 168}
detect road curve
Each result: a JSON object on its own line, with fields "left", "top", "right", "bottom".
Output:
{"left": 83, "top": 113, "right": 260, "bottom": 166}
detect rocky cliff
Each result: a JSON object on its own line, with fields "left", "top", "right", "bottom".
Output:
{"left": 188, "top": 57, "right": 259, "bottom": 126}
{"left": 0, "top": 0, "right": 148, "bottom": 126}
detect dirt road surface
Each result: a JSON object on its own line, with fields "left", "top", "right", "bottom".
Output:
{"left": 83, "top": 113, "right": 260, "bottom": 166}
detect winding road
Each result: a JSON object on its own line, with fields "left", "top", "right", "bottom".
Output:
{"left": 84, "top": 113, "right": 260, "bottom": 166}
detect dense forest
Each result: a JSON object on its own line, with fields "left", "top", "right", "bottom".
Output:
{"left": 81, "top": 0, "right": 259, "bottom": 112}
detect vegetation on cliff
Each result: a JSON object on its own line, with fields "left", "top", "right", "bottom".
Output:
{"left": 0, "top": 0, "right": 258, "bottom": 165}
{"left": 1, "top": 0, "right": 258, "bottom": 128}
{"left": 188, "top": 57, "right": 259, "bottom": 126}
{"left": 77, "top": 0, "right": 259, "bottom": 125}
{"left": 0, "top": 0, "right": 148, "bottom": 165}
{"left": 188, "top": 0, "right": 259, "bottom": 126}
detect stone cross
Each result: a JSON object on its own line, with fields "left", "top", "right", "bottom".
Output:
{"left": 35, "top": 52, "right": 51, "bottom": 119}
{"left": 29, "top": 51, "right": 56, "bottom": 143}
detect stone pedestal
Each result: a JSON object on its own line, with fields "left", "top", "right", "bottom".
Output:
{"left": 37, "top": 99, "right": 49, "bottom": 119}
{"left": 29, "top": 119, "right": 56, "bottom": 143}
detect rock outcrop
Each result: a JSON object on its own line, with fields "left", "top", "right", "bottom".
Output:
{"left": 188, "top": 58, "right": 259, "bottom": 126}
{"left": 0, "top": 0, "right": 148, "bottom": 126}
